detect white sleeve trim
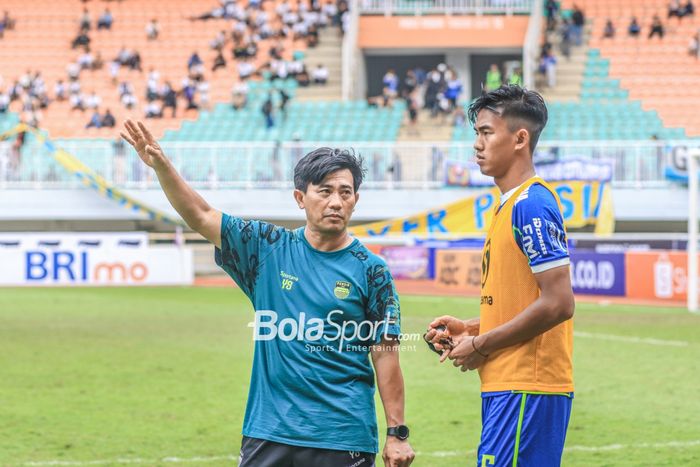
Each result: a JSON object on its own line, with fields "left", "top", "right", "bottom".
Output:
{"left": 531, "top": 257, "right": 570, "bottom": 274}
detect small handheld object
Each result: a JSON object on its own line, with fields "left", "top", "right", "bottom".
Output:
{"left": 423, "top": 325, "right": 454, "bottom": 355}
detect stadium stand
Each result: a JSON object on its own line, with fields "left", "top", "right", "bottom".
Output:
{"left": 557, "top": 0, "right": 700, "bottom": 136}
{"left": 0, "top": 0, "right": 343, "bottom": 139}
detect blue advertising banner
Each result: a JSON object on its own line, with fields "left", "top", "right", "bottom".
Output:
{"left": 446, "top": 157, "right": 614, "bottom": 187}
{"left": 569, "top": 251, "right": 626, "bottom": 296}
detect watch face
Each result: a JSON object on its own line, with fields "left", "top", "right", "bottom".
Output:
{"left": 397, "top": 425, "right": 409, "bottom": 440}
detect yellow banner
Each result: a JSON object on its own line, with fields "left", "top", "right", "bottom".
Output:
{"left": 350, "top": 180, "right": 614, "bottom": 237}
{"left": 0, "top": 124, "right": 185, "bottom": 225}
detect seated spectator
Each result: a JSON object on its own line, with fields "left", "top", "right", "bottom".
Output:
{"left": 212, "top": 51, "right": 227, "bottom": 72}
{"left": 92, "top": 51, "right": 104, "bottom": 71}
{"left": 80, "top": 8, "right": 91, "bottom": 31}
{"left": 109, "top": 60, "right": 120, "bottom": 84}
{"left": 182, "top": 82, "right": 198, "bottom": 110}
{"left": 69, "top": 80, "right": 81, "bottom": 96}
{"left": 97, "top": 9, "right": 113, "bottom": 30}
{"left": 312, "top": 64, "right": 329, "bottom": 84}
{"left": 689, "top": 32, "right": 700, "bottom": 58}
{"left": 210, "top": 30, "right": 227, "bottom": 50}
{"left": 307, "top": 25, "right": 319, "bottom": 47}
{"left": 86, "top": 109, "right": 102, "bottom": 129}
{"left": 649, "top": 15, "right": 665, "bottom": 39}
{"left": 668, "top": 0, "right": 683, "bottom": 20}
{"left": 121, "top": 92, "right": 137, "bottom": 109}
{"left": 2, "top": 11, "right": 15, "bottom": 31}
{"left": 628, "top": 17, "right": 641, "bottom": 36}
{"left": 162, "top": 82, "right": 177, "bottom": 117}
{"left": 101, "top": 108, "right": 116, "bottom": 128}
{"left": 67, "top": 61, "right": 80, "bottom": 81}
{"left": 296, "top": 67, "right": 310, "bottom": 86}
{"left": 685, "top": 0, "right": 695, "bottom": 16}
{"left": 116, "top": 46, "right": 132, "bottom": 66}
{"left": 187, "top": 52, "right": 203, "bottom": 71}
{"left": 231, "top": 80, "right": 249, "bottom": 110}
{"left": 0, "top": 18, "right": 5, "bottom": 39}
{"left": 70, "top": 93, "right": 85, "bottom": 111}
{"left": 197, "top": 79, "right": 210, "bottom": 110}
{"left": 603, "top": 19, "right": 615, "bottom": 38}
{"left": 146, "top": 18, "right": 159, "bottom": 40}
{"left": 127, "top": 50, "right": 142, "bottom": 71}
{"left": 71, "top": 29, "right": 91, "bottom": 49}
{"left": 85, "top": 91, "right": 101, "bottom": 110}
{"left": 238, "top": 60, "right": 255, "bottom": 80}
{"left": 78, "top": 50, "right": 94, "bottom": 70}
{"left": 54, "top": 80, "right": 66, "bottom": 101}
{"left": 118, "top": 81, "right": 133, "bottom": 98}
{"left": 145, "top": 100, "right": 163, "bottom": 118}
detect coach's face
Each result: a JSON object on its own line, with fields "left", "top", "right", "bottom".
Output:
{"left": 294, "top": 169, "right": 359, "bottom": 236}
{"left": 473, "top": 108, "right": 520, "bottom": 179}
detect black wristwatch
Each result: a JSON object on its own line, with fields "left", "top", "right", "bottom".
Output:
{"left": 387, "top": 425, "right": 410, "bottom": 440}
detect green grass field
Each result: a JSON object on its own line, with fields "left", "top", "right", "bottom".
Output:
{"left": 1, "top": 287, "right": 699, "bottom": 466}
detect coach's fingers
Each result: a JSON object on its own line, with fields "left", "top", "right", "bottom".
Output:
{"left": 120, "top": 131, "right": 135, "bottom": 147}
{"left": 137, "top": 120, "right": 155, "bottom": 143}
{"left": 124, "top": 119, "right": 140, "bottom": 139}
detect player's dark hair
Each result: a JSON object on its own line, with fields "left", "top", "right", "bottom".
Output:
{"left": 294, "top": 147, "right": 366, "bottom": 193}
{"left": 468, "top": 84, "right": 548, "bottom": 154}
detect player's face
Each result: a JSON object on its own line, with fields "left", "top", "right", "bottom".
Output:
{"left": 473, "top": 109, "right": 518, "bottom": 179}
{"left": 296, "top": 169, "right": 359, "bottom": 235}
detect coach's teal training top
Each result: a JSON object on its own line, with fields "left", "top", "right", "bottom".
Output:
{"left": 215, "top": 213, "right": 401, "bottom": 453}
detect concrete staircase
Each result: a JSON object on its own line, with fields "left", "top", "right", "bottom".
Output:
{"left": 294, "top": 28, "right": 343, "bottom": 101}
{"left": 537, "top": 21, "right": 593, "bottom": 103}
{"left": 396, "top": 109, "right": 454, "bottom": 142}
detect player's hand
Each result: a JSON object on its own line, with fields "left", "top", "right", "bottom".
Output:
{"left": 425, "top": 316, "right": 479, "bottom": 351}
{"left": 120, "top": 119, "right": 167, "bottom": 168}
{"left": 441, "top": 335, "right": 487, "bottom": 371}
{"left": 383, "top": 437, "right": 415, "bottom": 467}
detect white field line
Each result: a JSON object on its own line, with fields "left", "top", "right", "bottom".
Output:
{"left": 574, "top": 331, "right": 690, "bottom": 347}
{"left": 18, "top": 440, "right": 700, "bottom": 465}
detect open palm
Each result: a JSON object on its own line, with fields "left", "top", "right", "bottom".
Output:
{"left": 120, "top": 119, "right": 166, "bottom": 168}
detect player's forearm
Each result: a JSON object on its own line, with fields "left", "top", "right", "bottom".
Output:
{"left": 476, "top": 293, "right": 573, "bottom": 356}
{"left": 152, "top": 158, "right": 216, "bottom": 235}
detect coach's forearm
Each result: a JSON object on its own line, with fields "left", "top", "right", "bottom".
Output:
{"left": 372, "top": 342, "right": 405, "bottom": 426}
{"left": 152, "top": 158, "right": 217, "bottom": 234}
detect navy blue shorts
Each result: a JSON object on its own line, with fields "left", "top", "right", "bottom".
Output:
{"left": 477, "top": 391, "right": 573, "bottom": 467}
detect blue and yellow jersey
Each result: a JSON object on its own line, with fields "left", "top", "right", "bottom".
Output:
{"left": 479, "top": 177, "right": 574, "bottom": 393}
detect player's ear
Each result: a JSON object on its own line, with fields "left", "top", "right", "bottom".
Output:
{"left": 515, "top": 128, "right": 529, "bottom": 152}
{"left": 293, "top": 189, "right": 305, "bottom": 209}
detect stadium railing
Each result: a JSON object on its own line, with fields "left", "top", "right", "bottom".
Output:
{"left": 0, "top": 140, "right": 692, "bottom": 190}
{"left": 359, "top": 0, "right": 534, "bottom": 16}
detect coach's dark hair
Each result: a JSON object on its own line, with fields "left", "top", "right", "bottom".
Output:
{"left": 468, "top": 84, "right": 548, "bottom": 154}
{"left": 294, "top": 147, "right": 366, "bottom": 192}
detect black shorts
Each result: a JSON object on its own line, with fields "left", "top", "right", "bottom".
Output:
{"left": 238, "top": 436, "right": 376, "bottom": 467}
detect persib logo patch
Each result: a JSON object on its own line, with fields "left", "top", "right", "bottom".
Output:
{"left": 334, "top": 280, "right": 352, "bottom": 299}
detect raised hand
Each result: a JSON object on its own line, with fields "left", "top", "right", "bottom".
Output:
{"left": 120, "top": 119, "right": 166, "bottom": 168}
